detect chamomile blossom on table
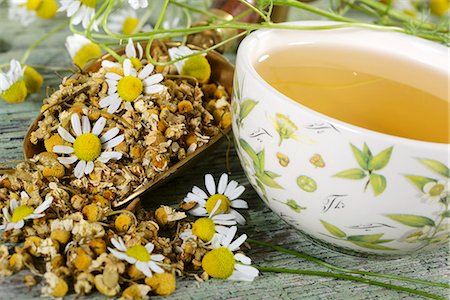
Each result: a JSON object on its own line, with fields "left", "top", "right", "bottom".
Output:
{"left": 65, "top": 34, "right": 102, "bottom": 68}
{"left": 184, "top": 173, "right": 248, "bottom": 224}
{"left": 8, "top": 0, "right": 58, "bottom": 26}
{"left": 100, "top": 58, "right": 164, "bottom": 113}
{"left": 202, "top": 226, "right": 259, "bottom": 281}
{"left": 52, "top": 113, "right": 124, "bottom": 178}
{"left": 58, "top": 0, "right": 98, "bottom": 30}
{"left": 0, "top": 192, "right": 53, "bottom": 231}
{"left": 0, "top": 59, "right": 27, "bottom": 103}
{"left": 108, "top": 237, "right": 165, "bottom": 277}
{"left": 181, "top": 199, "right": 236, "bottom": 243}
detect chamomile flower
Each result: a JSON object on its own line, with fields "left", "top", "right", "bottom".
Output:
{"left": 8, "top": 0, "right": 58, "bottom": 26}
{"left": 0, "top": 59, "right": 27, "bottom": 103}
{"left": 422, "top": 179, "right": 449, "bottom": 202}
{"left": 128, "top": 0, "right": 147, "bottom": 10}
{"left": 58, "top": 0, "right": 98, "bottom": 30}
{"left": 100, "top": 58, "right": 164, "bottom": 114}
{"left": 52, "top": 113, "right": 124, "bottom": 178}
{"left": 184, "top": 173, "right": 248, "bottom": 224}
{"left": 168, "top": 46, "right": 211, "bottom": 83}
{"left": 108, "top": 237, "right": 165, "bottom": 277}
{"left": 65, "top": 34, "right": 102, "bottom": 69}
{"left": 0, "top": 192, "right": 53, "bottom": 231}
{"left": 183, "top": 199, "right": 236, "bottom": 243}
{"left": 202, "top": 226, "right": 259, "bottom": 281}
{"left": 108, "top": 7, "right": 152, "bottom": 35}
{"left": 101, "top": 38, "right": 148, "bottom": 73}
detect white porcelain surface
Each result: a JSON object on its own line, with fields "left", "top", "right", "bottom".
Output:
{"left": 232, "top": 21, "right": 449, "bottom": 255}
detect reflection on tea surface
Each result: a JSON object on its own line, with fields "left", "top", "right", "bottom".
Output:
{"left": 255, "top": 47, "right": 449, "bottom": 143}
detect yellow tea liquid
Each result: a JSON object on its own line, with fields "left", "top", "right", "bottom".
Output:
{"left": 255, "top": 47, "right": 449, "bottom": 143}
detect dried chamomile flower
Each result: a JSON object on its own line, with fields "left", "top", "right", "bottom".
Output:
{"left": 108, "top": 237, "right": 165, "bottom": 277}
{"left": 0, "top": 59, "right": 27, "bottom": 103}
{"left": 100, "top": 58, "right": 164, "bottom": 113}
{"left": 145, "top": 272, "right": 176, "bottom": 296}
{"left": 202, "top": 226, "right": 258, "bottom": 281}
{"left": 120, "top": 284, "right": 151, "bottom": 300}
{"left": 0, "top": 192, "right": 53, "bottom": 231}
{"left": 41, "top": 272, "right": 69, "bottom": 298}
{"left": 154, "top": 205, "right": 186, "bottom": 226}
{"left": 184, "top": 173, "right": 248, "bottom": 224}
{"left": 74, "top": 272, "right": 95, "bottom": 295}
{"left": 182, "top": 199, "right": 235, "bottom": 243}
{"left": 53, "top": 113, "right": 124, "bottom": 178}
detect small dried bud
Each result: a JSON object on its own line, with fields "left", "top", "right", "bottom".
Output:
{"left": 115, "top": 213, "right": 132, "bottom": 232}
{"left": 145, "top": 272, "right": 176, "bottom": 296}
{"left": 89, "top": 239, "right": 106, "bottom": 256}
{"left": 82, "top": 204, "right": 101, "bottom": 222}
{"left": 74, "top": 249, "right": 92, "bottom": 271}
{"left": 178, "top": 100, "right": 193, "bottom": 113}
{"left": 50, "top": 229, "right": 71, "bottom": 245}
{"left": 23, "top": 275, "right": 37, "bottom": 288}
{"left": 71, "top": 195, "right": 87, "bottom": 210}
{"left": 44, "top": 134, "right": 64, "bottom": 152}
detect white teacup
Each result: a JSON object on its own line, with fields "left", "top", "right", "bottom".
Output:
{"left": 232, "top": 21, "right": 449, "bottom": 256}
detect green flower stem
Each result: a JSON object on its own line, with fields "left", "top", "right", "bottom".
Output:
{"left": 237, "top": 0, "right": 270, "bottom": 22}
{"left": 181, "top": 7, "right": 193, "bottom": 45}
{"left": 20, "top": 20, "right": 69, "bottom": 65}
{"left": 255, "top": 266, "right": 446, "bottom": 300}
{"left": 248, "top": 239, "right": 450, "bottom": 289}
{"left": 86, "top": 0, "right": 110, "bottom": 39}
{"left": 145, "top": 0, "right": 171, "bottom": 61}
{"left": 97, "top": 43, "right": 123, "bottom": 62}
{"left": 168, "top": 0, "right": 231, "bottom": 22}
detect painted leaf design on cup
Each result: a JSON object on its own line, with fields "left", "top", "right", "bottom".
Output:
{"left": 417, "top": 158, "right": 450, "bottom": 178}
{"left": 238, "top": 99, "right": 258, "bottom": 127}
{"left": 386, "top": 214, "right": 435, "bottom": 228}
{"left": 334, "top": 143, "right": 393, "bottom": 196}
{"left": 274, "top": 199, "right": 306, "bottom": 213}
{"left": 238, "top": 138, "right": 283, "bottom": 200}
{"left": 320, "top": 220, "right": 396, "bottom": 251}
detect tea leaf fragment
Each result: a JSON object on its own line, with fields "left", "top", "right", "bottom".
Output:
{"left": 334, "top": 168, "right": 366, "bottom": 180}
{"left": 320, "top": 220, "right": 346, "bottom": 238}
{"left": 417, "top": 158, "right": 450, "bottom": 178}
{"left": 370, "top": 173, "right": 386, "bottom": 196}
{"left": 404, "top": 175, "right": 435, "bottom": 190}
{"left": 368, "top": 146, "right": 393, "bottom": 170}
{"left": 386, "top": 214, "right": 436, "bottom": 228}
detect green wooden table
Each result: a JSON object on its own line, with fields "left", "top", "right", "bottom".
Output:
{"left": 0, "top": 7, "right": 449, "bottom": 300}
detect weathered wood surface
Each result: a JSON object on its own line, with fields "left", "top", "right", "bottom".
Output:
{"left": 0, "top": 7, "right": 449, "bottom": 300}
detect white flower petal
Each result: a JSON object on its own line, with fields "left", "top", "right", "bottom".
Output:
{"left": 71, "top": 114, "right": 82, "bottom": 137}
{"left": 192, "top": 186, "right": 208, "bottom": 199}
{"left": 184, "top": 192, "right": 205, "bottom": 204}
{"left": 97, "top": 151, "right": 122, "bottom": 163}
{"left": 188, "top": 206, "right": 207, "bottom": 217}
{"left": 138, "top": 63, "right": 154, "bottom": 79}
{"left": 231, "top": 199, "right": 248, "bottom": 209}
{"left": 92, "top": 117, "right": 106, "bottom": 135}
{"left": 149, "top": 261, "right": 164, "bottom": 273}
{"left": 228, "top": 269, "right": 257, "bottom": 281}
{"left": 99, "top": 94, "right": 119, "bottom": 108}
{"left": 125, "top": 38, "right": 136, "bottom": 58}
{"left": 111, "top": 238, "right": 127, "bottom": 251}
{"left": 228, "top": 185, "right": 245, "bottom": 200}
{"left": 224, "top": 180, "right": 238, "bottom": 198}
{"left": 144, "top": 84, "right": 164, "bottom": 94}
{"left": 151, "top": 254, "right": 165, "bottom": 262}
{"left": 228, "top": 234, "right": 247, "bottom": 252}
{"left": 53, "top": 145, "right": 75, "bottom": 154}
{"left": 84, "top": 161, "right": 94, "bottom": 174}
{"left": 57, "top": 126, "right": 75, "bottom": 143}
{"left": 217, "top": 173, "right": 229, "bottom": 194}
{"left": 230, "top": 209, "right": 246, "bottom": 225}
{"left": 221, "top": 226, "right": 237, "bottom": 248}
{"left": 205, "top": 174, "right": 216, "bottom": 195}
{"left": 107, "top": 97, "right": 122, "bottom": 114}
{"left": 102, "top": 135, "right": 124, "bottom": 149}
{"left": 58, "top": 156, "right": 78, "bottom": 165}
{"left": 235, "top": 263, "right": 259, "bottom": 277}
{"left": 215, "top": 225, "right": 229, "bottom": 236}
{"left": 123, "top": 59, "right": 132, "bottom": 76}
{"left": 143, "top": 74, "right": 163, "bottom": 87}
{"left": 209, "top": 199, "right": 222, "bottom": 217}
{"left": 102, "top": 61, "right": 121, "bottom": 69}
{"left": 34, "top": 195, "right": 53, "bottom": 214}
{"left": 100, "top": 128, "right": 120, "bottom": 143}
{"left": 124, "top": 101, "right": 133, "bottom": 111}
{"left": 74, "top": 160, "right": 87, "bottom": 178}
{"left": 106, "top": 72, "right": 122, "bottom": 80}
{"left": 136, "top": 261, "right": 153, "bottom": 277}
{"left": 137, "top": 43, "right": 143, "bottom": 59}
{"left": 10, "top": 199, "right": 18, "bottom": 212}
{"left": 423, "top": 182, "right": 435, "bottom": 194}
{"left": 2, "top": 207, "right": 11, "bottom": 222}
{"left": 214, "top": 219, "right": 236, "bottom": 226}
{"left": 145, "top": 243, "right": 154, "bottom": 253}
{"left": 81, "top": 115, "right": 91, "bottom": 134}
{"left": 14, "top": 219, "right": 25, "bottom": 229}
{"left": 234, "top": 253, "right": 251, "bottom": 265}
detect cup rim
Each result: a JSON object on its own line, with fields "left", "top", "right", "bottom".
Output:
{"left": 237, "top": 20, "right": 449, "bottom": 149}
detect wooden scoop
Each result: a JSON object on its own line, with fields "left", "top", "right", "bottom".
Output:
{"left": 22, "top": 41, "right": 234, "bottom": 208}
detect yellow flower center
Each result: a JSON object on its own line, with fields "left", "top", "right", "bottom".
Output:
{"left": 73, "top": 133, "right": 102, "bottom": 162}
{"left": 11, "top": 205, "right": 34, "bottom": 223}
{"left": 202, "top": 247, "right": 235, "bottom": 279}
{"left": 129, "top": 57, "right": 142, "bottom": 71}
{"left": 24, "top": 66, "right": 43, "bottom": 93}
{"left": 123, "top": 16, "right": 139, "bottom": 35}
{"left": 26, "top": 0, "right": 41, "bottom": 10}
{"left": 205, "top": 194, "right": 231, "bottom": 214}
{"left": 73, "top": 43, "right": 102, "bottom": 69}
{"left": 126, "top": 245, "right": 150, "bottom": 262}
{"left": 80, "top": 0, "right": 96, "bottom": 8}
{"left": 181, "top": 55, "right": 211, "bottom": 83}
{"left": 117, "top": 76, "right": 143, "bottom": 102}
{"left": 35, "top": 0, "right": 58, "bottom": 19}
{"left": 192, "top": 218, "right": 215, "bottom": 242}
{"left": 429, "top": 184, "right": 445, "bottom": 197}
{"left": 1, "top": 80, "right": 27, "bottom": 103}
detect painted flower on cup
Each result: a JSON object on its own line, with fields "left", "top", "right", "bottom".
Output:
{"left": 108, "top": 7, "right": 152, "bottom": 35}
{"left": 181, "top": 199, "right": 236, "bottom": 243}
{"left": 8, "top": 0, "right": 58, "bottom": 26}
{"left": 422, "top": 179, "right": 449, "bottom": 203}
{"left": 168, "top": 46, "right": 211, "bottom": 83}
{"left": 0, "top": 59, "right": 27, "bottom": 103}
{"left": 58, "top": 0, "right": 98, "bottom": 30}
{"left": 0, "top": 192, "right": 53, "bottom": 231}
{"left": 183, "top": 173, "right": 248, "bottom": 224}
{"left": 202, "top": 226, "right": 259, "bottom": 281}
{"left": 52, "top": 113, "right": 124, "bottom": 178}
{"left": 100, "top": 58, "right": 164, "bottom": 114}
{"left": 403, "top": 225, "right": 433, "bottom": 243}
{"left": 65, "top": 34, "right": 102, "bottom": 69}
{"left": 108, "top": 237, "right": 165, "bottom": 277}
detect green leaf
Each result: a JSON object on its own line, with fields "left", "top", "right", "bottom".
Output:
{"left": 368, "top": 146, "right": 393, "bottom": 170}
{"left": 239, "top": 139, "right": 259, "bottom": 171}
{"left": 347, "top": 234, "right": 383, "bottom": 243}
{"left": 350, "top": 143, "right": 370, "bottom": 170}
{"left": 239, "top": 99, "right": 258, "bottom": 121}
{"left": 265, "top": 171, "right": 281, "bottom": 179}
{"left": 417, "top": 158, "right": 450, "bottom": 178}
{"left": 373, "top": 239, "right": 394, "bottom": 244}
{"left": 349, "top": 241, "right": 395, "bottom": 250}
{"left": 370, "top": 173, "right": 387, "bottom": 196}
{"left": 256, "top": 179, "right": 268, "bottom": 201}
{"left": 334, "top": 168, "right": 367, "bottom": 180}
{"left": 257, "top": 172, "right": 283, "bottom": 189}
{"left": 320, "top": 220, "right": 346, "bottom": 238}
{"left": 441, "top": 211, "right": 450, "bottom": 218}
{"left": 386, "top": 214, "right": 435, "bottom": 228}
{"left": 404, "top": 175, "right": 435, "bottom": 191}
{"left": 257, "top": 149, "right": 265, "bottom": 171}
{"left": 363, "top": 143, "right": 373, "bottom": 159}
